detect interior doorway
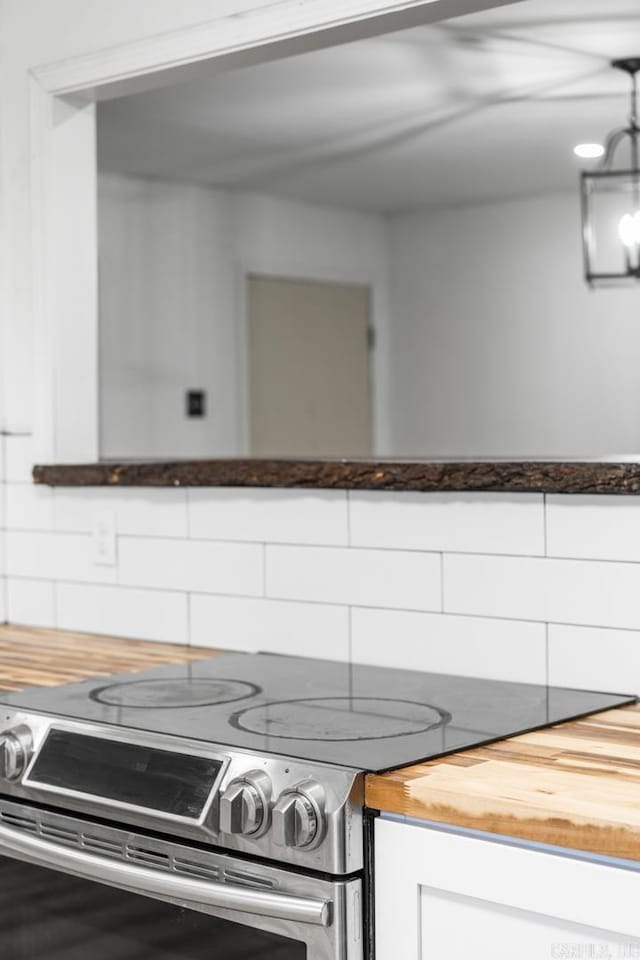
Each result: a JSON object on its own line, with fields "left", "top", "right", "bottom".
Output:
{"left": 246, "top": 275, "right": 373, "bottom": 457}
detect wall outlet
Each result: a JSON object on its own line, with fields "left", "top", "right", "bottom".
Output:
{"left": 186, "top": 389, "right": 206, "bottom": 417}
{"left": 92, "top": 512, "right": 117, "bottom": 566}
{"left": 185, "top": 390, "right": 207, "bottom": 417}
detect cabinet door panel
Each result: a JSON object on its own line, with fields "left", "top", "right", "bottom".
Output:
{"left": 375, "top": 818, "right": 640, "bottom": 960}
{"left": 421, "top": 887, "right": 639, "bottom": 960}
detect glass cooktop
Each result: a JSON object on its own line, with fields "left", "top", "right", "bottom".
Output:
{"left": 0, "top": 654, "right": 634, "bottom": 772}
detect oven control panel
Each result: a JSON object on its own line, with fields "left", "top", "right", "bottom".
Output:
{"left": 0, "top": 712, "right": 364, "bottom": 875}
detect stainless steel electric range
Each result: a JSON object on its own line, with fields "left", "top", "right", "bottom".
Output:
{"left": 0, "top": 652, "right": 633, "bottom": 960}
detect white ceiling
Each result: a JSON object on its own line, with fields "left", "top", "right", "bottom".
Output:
{"left": 97, "top": 0, "right": 640, "bottom": 213}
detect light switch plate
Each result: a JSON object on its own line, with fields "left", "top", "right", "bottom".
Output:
{"left": 91, "top": 512, "right": 117, "bottom": 566}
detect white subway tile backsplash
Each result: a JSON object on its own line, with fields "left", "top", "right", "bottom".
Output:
{"left": 266, "top": 545, "right": 441, "bottom": 611}
{"left": 444, "top": 553, "right": 640, "bottom": 630}
{"left": 4, "top": 481, "right": 640, "bottom": 685}
{"left": 349, "top": 491, "right": 545, "bottom": 555}
{"left": 188, "top": 488, "right": 348, "bottom": 545}
{"left": 6, "top": 484, "right": 54, "bottom": 530}
{"left": 190, "top": 594, "right": 349, "bottom": 660}
{"left": 4, "top": 435, "right": 35, "bottom": 483}
{"left": 54, "top": 488, "right": 188, "bottom": 537}
{"left": 547, "top": 495, "right": 640, "bottom": 562}
{"left": 56, "top": 582, "right": 188, "bottom": 644}
{"left": 5, "top": 531, "right": 117, "bottom": 584}
{"left": 7, "top": 578, "right": 56, "bottom": 627}
{"left": 548, "top": 624, "right": 640, "bottom": 695}
{"left": 118, "top": 537, "right": 263, "bottom": 596}
{"left": 444, "top": 554, "right": 545, "bottom": 621}
{"left": 351, "top": 608, "right": 546, "bottom": 683}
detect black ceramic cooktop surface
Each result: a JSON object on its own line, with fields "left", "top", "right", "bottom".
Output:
{"left": 1, "top": 654, "right": 634, "bottom": 772}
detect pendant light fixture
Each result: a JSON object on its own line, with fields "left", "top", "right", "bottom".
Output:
{"left": 581, "top": 58, "right": 640, "bottom": 287}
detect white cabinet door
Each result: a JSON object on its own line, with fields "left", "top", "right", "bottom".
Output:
{"left": 375, "top": 817, "right": 640, "bottom": 960}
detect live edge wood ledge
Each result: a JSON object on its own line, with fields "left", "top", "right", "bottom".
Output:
{"left": 3, "top": 625, "right": 640, "bottom": 863}
{"left": 32, "top": 458, "right": 640, "bottom": 494}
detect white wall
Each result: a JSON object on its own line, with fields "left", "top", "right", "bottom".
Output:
{"left": 0, "top": 437, "right": 6, "bottom": 624}
{"left": 100, "top": 182, "right": 640, "bottom": 461}
{"left": 98, "top": 173, "right": 389, "bottom": 458}
{"left": 388, "top": 192, "right": 640, "bottom": 457}
{"left": 5, "top": 431, "right": 640, "bottom": 696}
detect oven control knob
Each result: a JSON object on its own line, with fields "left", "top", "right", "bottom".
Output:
{"left": 273, "top": 781, "right": 325, "bottom": 849}
{"left": 0, "top": 725, "right": 33, "bottom": 782}
{"left": 219, "top": 771, "right": 271, "bottom": 837}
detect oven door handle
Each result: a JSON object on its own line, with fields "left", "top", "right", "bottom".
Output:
{"left": 0, "top": 822, "right": 331, "bottom": 927}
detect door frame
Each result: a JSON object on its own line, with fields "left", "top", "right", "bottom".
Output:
{"left": 236, "top": 262, "right": 382, "bottom": 456}
{"left": 25, "top": 0, "right": 520, "bottom": 462}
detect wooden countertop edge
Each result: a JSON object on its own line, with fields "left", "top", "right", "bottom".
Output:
{"left": 32, "top": 458, "right": 640, "bottom": 494}
{"left": 365, "top": 780, "right": 640, "bottom": 861}
{"left": 364, "top": 704, "right": 640, "bottom": 862}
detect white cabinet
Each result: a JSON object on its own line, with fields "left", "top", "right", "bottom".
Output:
{"left": 375, "top": 817, "right": 640, "bottom": 959}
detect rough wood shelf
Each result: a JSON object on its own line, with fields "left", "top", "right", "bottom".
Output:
{"left": 32, "top": 458, "right": 640, "bottom": 494}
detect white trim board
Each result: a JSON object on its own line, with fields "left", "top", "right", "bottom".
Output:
{"left": 32, "top": 0, "right": 520, "bottom": 99}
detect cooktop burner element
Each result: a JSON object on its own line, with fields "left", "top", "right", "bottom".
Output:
{"left": 0, "top": 653, "right": 634, "bottom": 771}
{"left": 90, "top": 678, "right": 260, "bottom": 709}
{"left": 229, "top": 697, "right": 451, "bottom": 741}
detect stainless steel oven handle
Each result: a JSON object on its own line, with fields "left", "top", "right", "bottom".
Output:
{"left": 0, "top": 822, "right": 331, "bottom": 927}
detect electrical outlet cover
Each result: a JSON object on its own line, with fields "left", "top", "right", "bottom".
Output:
{"left": 91, "top": 512, "right": 117, "bottom": 566}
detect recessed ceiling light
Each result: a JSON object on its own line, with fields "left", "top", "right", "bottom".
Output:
{"left": 574, "top": 143, "right": 605, "bottom": 159}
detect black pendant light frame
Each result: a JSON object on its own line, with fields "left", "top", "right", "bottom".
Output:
{"left": 581, "top": 58, "right": 640, "bottom": 287}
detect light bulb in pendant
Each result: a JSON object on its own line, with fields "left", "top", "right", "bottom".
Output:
{"left": 619, "top": 211, "right": 640, "bottom": 247}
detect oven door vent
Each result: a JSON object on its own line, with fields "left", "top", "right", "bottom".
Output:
{"left": 0, "top": 810, "right": 38, "bottom": 833}
{"left": 82, "top": 833, "right": 125, "bottom": 857}
{"left": 126, "top": 844, "right": 171, "bottom": 869}
{"left": 224, "top": 867, "right": 275, "bottom": 890}
{"left": 0, "top": 804, "right": 279, "bottom": 896}
{"left": 1, "top": 809, "right": 124, "bottom": 859}
{"left": 41, "top": 823, "right": 81, "bottom": 845}
{"left": 173, "top": 856, "right": 220, "bottom": 882}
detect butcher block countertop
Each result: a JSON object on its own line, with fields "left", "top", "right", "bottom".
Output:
{"left": 366, "top": 705, "right": 640, "bottom": 861}
{"left": 0, "top": 624, "right": 212, "bottom": 691}
{"left": 3, "top": 625, "right": 640, "bottom": 862}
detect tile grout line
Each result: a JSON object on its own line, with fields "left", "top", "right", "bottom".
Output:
{"left": 52, "top": 579, "right": 59, "bottom": 630}
{"left": 543, "top": 497, "right": 549, "bottom": 686}
{"left": 544, "top": 621, "right": 549, "bottom": 686}
{"left": 1, "top": 435, "right": 8, "bottom": 622}
{"left": 8, "top": 520, "right": 640, "bottom": 569}
{"left": 9, "top": 572, "right": 640, "bottom": 634}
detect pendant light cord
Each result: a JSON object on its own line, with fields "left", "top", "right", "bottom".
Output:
{"left": 631, "top": 71, "right": 639, "bottom": 210}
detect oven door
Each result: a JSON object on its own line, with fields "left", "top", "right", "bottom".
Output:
{"left": 0, "top": 800, "right": 362, "bottom": 960}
